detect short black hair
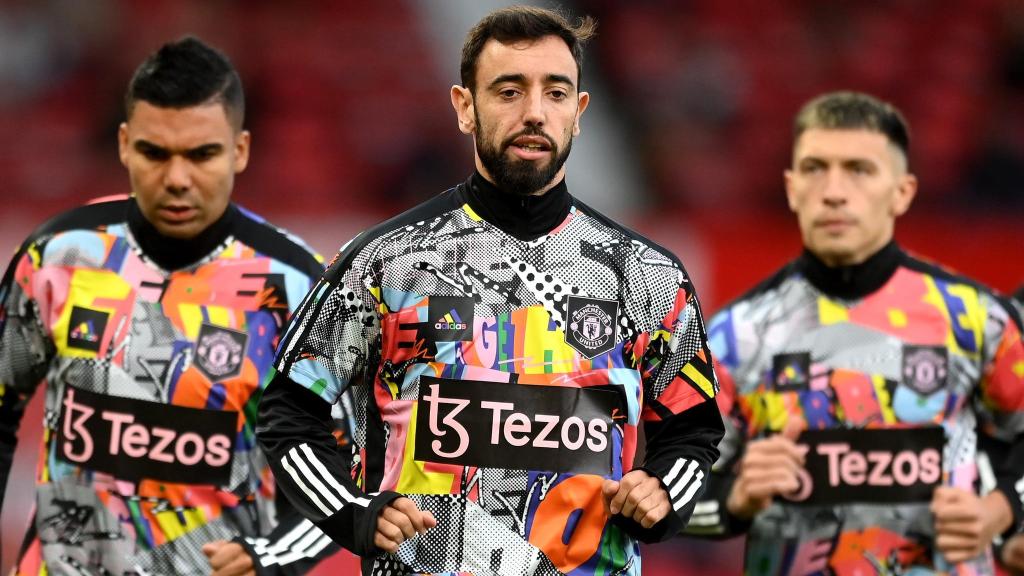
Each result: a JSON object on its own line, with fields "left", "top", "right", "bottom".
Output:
{"left": 125, "top": 36, "right": 244, "bottom": 130}
{"left": 460, "top": 5, "right": 597, "bottom": 92}
{"left": 794, "top": 91, "right": 911, "bottom": 166}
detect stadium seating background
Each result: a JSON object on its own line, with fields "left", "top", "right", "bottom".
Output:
{"left": 2, "top": 1, "right": 1021, "bottom": 573}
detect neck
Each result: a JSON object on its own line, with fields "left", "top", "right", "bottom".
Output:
{"left": 462, "top": 171, "right": 572, "bottom": 241}
{"left": 128, "top": 200, "right": 236, "bottom": 270}
{"left": 798, "top": 241, "right": 903, "bottom": 300}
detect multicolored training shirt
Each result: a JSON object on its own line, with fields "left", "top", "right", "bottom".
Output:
{"left": 257, "top": 174, "right": 724, "bottom": 575}
{"left": 687, "top": 242, "right": 1024, "bottom": 575}
{"left": 0, "top": 197, "right": 341, "bottom": 575}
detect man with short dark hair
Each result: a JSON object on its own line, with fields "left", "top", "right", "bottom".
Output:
{"left": 684, "top": 91, "right": 1024, "bottom": 574}
{"left": 257, "top": 5, "right": 723, "bottom": 575}
{"left": 0, "top": 37, "right": 341, "bottom": 575}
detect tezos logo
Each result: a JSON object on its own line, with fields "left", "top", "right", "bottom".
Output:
{"left": 564, "top": 296, "right": 618, "bottom": 358}
{"left": 413, "top": 376, "right": 620, "bottom": 475}
{"left": 57, "top": 385, "right": 237, "bottom": 484}
{"left": 780, "top": 427, "right": 943, "bottom": 505}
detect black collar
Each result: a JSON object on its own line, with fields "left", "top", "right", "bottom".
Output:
{"left": 127, "top": 199, "right": 237, "bottom": 271}
{"left": 797, "top": 241, "right": 904, "bottom": 300}
{"left": 460, "top": 171, "right": 572, "bottom": 241}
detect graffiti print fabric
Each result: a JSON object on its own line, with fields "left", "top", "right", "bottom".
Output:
{"left": 0, "top": 198, "right": 334, "bottom": 575}
{"left": 259, "top": 174, "right": 725, "bottom": 575}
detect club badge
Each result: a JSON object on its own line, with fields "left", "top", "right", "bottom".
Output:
{"left": 902, "top": 345, "right": 948, "bottom": 396}
{"left": 564, "top": 296, "right": 618, "bottom": 359}
{"left": 195, "top": 324, "right": 248, "bottom": 382}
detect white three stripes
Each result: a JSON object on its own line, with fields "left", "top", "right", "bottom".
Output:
{"left": 248, "top": 520, "right": 334, "bottom": 567}
{"left": 281, "top": 442, "right": 370, "bottom": 518}
{"left": 662, "top": 457, "right": 705, "bottom": 512}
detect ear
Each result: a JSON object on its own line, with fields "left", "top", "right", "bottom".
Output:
{"left": 891, "top": 173, "right": 917, "bottom": 217}
{"left": 451, "top": 85, "right": 475, "bottom": 134}
{"left": 783, "top": 169, "right": 798, "bottom": 212}
{"left": 118, "top": 123, "right": 130, "bottom": 168}
{"left": 233, "top": 130, "right": 251, "bottom": 173}
{"left": 573, "top": 91, "right": 590, "bottom": 136}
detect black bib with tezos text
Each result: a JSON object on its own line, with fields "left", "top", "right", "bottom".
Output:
{"left": 414, "top": 376, "right": 622, "bottom": 475}
{"left": 56, "top": 385, "right": 237, "bottom": 485}
{"left": 781, "top": 427, "right": 944, "bottom": 506}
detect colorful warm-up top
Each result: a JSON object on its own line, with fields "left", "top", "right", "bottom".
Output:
{"left": 257, "top": 173, "right": 724, "bottom": 576}
{"left": 0, "top": 198, "right": 336, "bottom": 575}
{"left": 688, "top": 242, "right": 1024, "bottom": 575}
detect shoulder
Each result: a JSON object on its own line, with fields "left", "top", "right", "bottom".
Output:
{"left": 571, "top": 198, "right": 684, "bottom": 268}
{"left": 26, "top": 197, "right": 130, "bottom": 246}
{"left": 231, "top": 204, "right": 326, "bottom": 279}
{"left": 901, "top": 251, "right": 1023, "bottom": 331}
{"left": 709, "top": 258, "right": 802, "bottom": 327}
{"left": 324, "top": 187, "right": 463, "bottom": 283}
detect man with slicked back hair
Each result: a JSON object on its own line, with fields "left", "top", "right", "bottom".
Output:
{"left": 683, "top": 91, "right": 1024, "bottom": 575}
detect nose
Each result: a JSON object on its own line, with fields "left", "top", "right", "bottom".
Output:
{"left": 163, "top": 155, "right": 192, "bottom": 193}
{"left": 821, "top": 167, "right": 847, "bottom": 207}
{"left": 522, "top": 90, "right": 545, "bottom": 128}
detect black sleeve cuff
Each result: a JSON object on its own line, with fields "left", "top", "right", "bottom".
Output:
{"left": 314, "top": 490, "right": 403, "bottom": 557}
{"left": 607, "top": 466, "right": 684, "bottom": 543}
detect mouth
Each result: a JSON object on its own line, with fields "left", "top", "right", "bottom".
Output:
{"left": 158, "top": 205, "right": 198, "bottom": 223}
{"left": 814, "top": 217, "right": 855, "bottom": 234}
{"left": 507, "top": 134, "right": 554, "bottom": 160}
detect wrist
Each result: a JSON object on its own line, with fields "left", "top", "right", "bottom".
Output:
{"left": 984, "top": 490, "right": 1014, "bottom": 540}
{"left": 725, "top": 484, "right": 756, "bottom": 521}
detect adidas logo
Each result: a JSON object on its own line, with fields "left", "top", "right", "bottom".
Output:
{"left": 434, "top": 309, "right": 467, "bottom": 331}
{"left": 70, "top": 320, "right": 100, "bottom": 343}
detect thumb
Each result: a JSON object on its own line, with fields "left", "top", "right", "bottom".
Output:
{"left": 202, "top": 540, "right": 226, "bottom": 557}
{"left": 602, "top": 479, "right": 619, "bottom": 500}
{"left": 781, "top": 417, "right": 806, "bottom": 442}
{"left": 422, "top": 510, "right": 437, "bottom": 528}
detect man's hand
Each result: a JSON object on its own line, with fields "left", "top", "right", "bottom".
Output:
{"left": 725, "top": 429, "right": 807, "bottom": 520}
{"left": 602, "top": 469, "right": 671, "bottom": 529}
{"left": 932, "top": 487, "right": 1011, "bottom": 565}
{"left": 375, "top": 497, "right": 437, "bottom": 553}
{"left": 202, "top": 540, "right": 255, "bottom": 576}
{"left": 1001, "top": 533, "right": 1024, "bottom": 573}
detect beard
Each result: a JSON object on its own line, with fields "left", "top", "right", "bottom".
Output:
{"left": 475, "top": 114, "right": 573, "bottom": 196}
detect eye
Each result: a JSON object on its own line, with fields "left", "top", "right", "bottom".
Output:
{"left": 799, "top": 162, "right": 824, "bottom": 175}
{"left": 548, "top": 89, "right": 568, "bottom": 101}
{"left": 848, "top": 162, "right": 874, "bottom": 176}
{"left": 138, "top": 145, "right": 169, "bottom": 161}
{"left": 498, "top": 88, "right": 520, "bottom": 99}
{"left": 186, "top": 146, "right": 221, "bottom": 162}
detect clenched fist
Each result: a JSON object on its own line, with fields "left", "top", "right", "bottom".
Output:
{"left": 602, "top": 469, "right": 671, "bottom": 529}
{"left": 375, "top": 497, "right": 437, "bottom": 553}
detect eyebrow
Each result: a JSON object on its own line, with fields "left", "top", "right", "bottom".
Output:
{"left": 134, "top": 139, "right": 224, "bottom": 155}
{"left": 487, "top": 73, "right": 576, "bottom": 90}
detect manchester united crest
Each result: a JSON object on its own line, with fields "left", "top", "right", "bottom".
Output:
{"left": 902, "top": 345, "right": 948, "bottom": 396}
{"left": 564, "top": 296, "right": 618, "bottom": 359}
{"left": 195, "top": 324, "right": 248, "bottom": 382}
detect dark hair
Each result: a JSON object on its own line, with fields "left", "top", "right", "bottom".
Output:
{"left": 125, "top": 36, "right": 244, "bottom": 130}
{"left": 460, "top": 5, "right": 597, "bottom": 92}
{"left": 794, "top": 91, "right": 910, "bottom": 165}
